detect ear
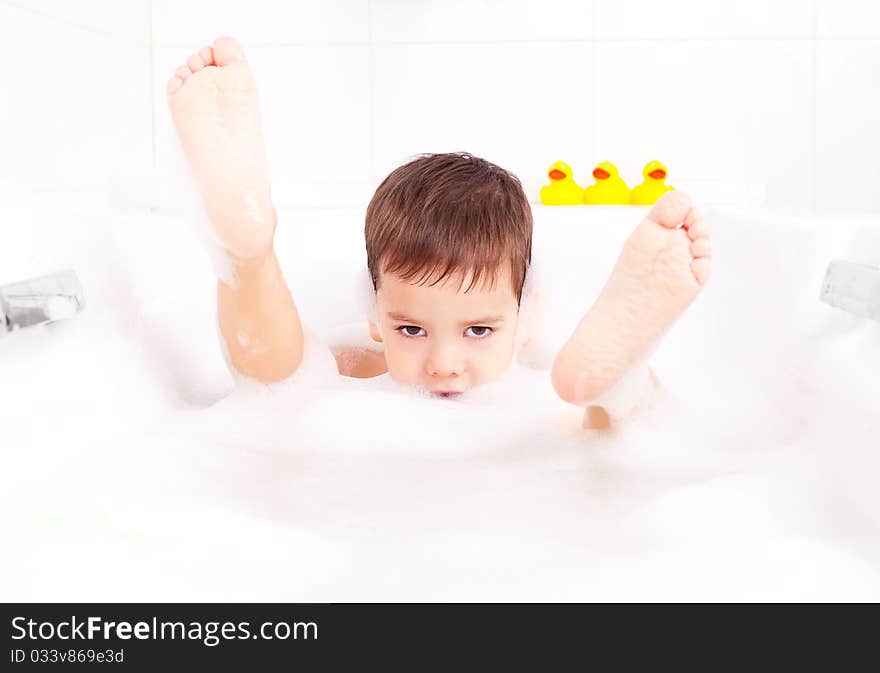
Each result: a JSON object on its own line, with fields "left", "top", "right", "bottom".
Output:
{"left": 369, "top": 320, "right": 383, "bottom": 343}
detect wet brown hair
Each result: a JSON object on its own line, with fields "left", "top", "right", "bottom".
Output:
{"left": 365, "top": 152, "right": 533, "bottom": 303}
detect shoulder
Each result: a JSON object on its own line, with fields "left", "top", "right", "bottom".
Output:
{"left": 333, "top": 346, "right": 388, "bottom": 379}
{"left": 315, "top": 321, "right": 387, "bottom": 379}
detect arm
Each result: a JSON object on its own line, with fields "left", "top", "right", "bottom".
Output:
{"left": 217, "top": 239, "right": 304, "bottom": 383}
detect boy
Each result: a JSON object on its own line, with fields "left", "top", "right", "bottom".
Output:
{"left": 167, "top": 37, "right": 711, "bottom": 427}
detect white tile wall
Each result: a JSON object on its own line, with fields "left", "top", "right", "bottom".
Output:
{"left": 370, "top": 0, "right": 592, "bottom": 42}
{"left": 152, "top": 0, "right": 369, "bottom": 46}
{"left": 153, "top": 44, "right": 372, "bottom": 209}
{"left": 0, "top": 1, "right": 151, "bottom": 191}
{"left": 371, "top": 42, "right": 592, "bottom": 201}
{"left": 594, "top": 40, "right": 814, "bottom": 211}
{"left": 816, "top": 40, "right": 880, "bottom": 213}
{"left": 595, "top": 0, "right": 813, "bottom": 39}
{"left": 816, "top": 0, "right": 880, "bottom": 38}
{"left": 7, "top": 0, "right": 150, "bottom": 42}
{"left": 3, "top": 0, "right": 880, "bottom": 215}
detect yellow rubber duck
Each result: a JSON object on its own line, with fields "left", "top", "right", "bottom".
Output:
{"left": 584, "top": 161, "right": 631, "bottom": 205}
{"left": 539, "top": 161, "right": 585, "bottom": 205}
{"left": 630, "top": 160, "right": 675, "bottom": 205}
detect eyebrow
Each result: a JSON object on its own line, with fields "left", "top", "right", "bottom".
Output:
{"left": 387, "top": 312, "right": 506, "bottom": 325}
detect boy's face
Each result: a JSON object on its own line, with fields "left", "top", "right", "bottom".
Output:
{"left": 369, "top": 267, "right": 520, "bottom": 397}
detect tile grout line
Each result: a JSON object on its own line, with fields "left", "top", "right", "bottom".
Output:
{"left": 811, "top": 0, "right": 818, "bottom": 215}
{"left": 0, "top": 0, "right": 133, "bottom": 40}
{"left": 368, "top": 0, "right": 376, "bottom": 188}
{"left": 155, "top": 36, "right": 880, "bottom": 49}
{"left": 149, "top": 0, "right": 157, "bottom": 177}
{"left": 591, "top": 3, "right": 597, "bottom": 166}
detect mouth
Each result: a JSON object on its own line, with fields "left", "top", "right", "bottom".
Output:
{"left": 548, "top": 169, "right": 567, "bottom": 180}
{"left": 432, "top": 390, "right": 463, "bottom": 399}
{"left": 592, "top": 168, "right": 610, "bottom": 180}
{"left": 648, "top": 169, "right": 666, "bottom": 180}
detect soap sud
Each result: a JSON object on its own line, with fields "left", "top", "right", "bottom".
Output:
{"left": 1, "top": 184, "right": 879, "bottom": 601}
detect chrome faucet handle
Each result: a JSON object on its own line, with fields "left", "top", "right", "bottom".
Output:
{"left": 820, "top": 260, "right": 880, "bottom": 322}
{"left": 0, "top": 269, "right": 85, "bottom": 336}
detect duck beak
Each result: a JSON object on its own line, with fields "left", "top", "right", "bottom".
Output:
{"left": 648, "top": 168, "right": 666, "bottom": 180}
{"left": 549, "top": 169, "right": 567, "bottom": 180}
{"left": 592, "top": 168, "right": 610, "bottom": 180}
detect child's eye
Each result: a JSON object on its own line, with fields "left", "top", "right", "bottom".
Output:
{"left": 465, "top": 326, "right": 493, "bottom": 338}
{"left": 398, "top": 325, "right": 426, "bottom": 338}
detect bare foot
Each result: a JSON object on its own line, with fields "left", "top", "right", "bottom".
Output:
{"left": 553, "top": 191, "right": 711, "bottom": 403}
{"left": 167, "top": 36, "right": 274, "bottom": 259}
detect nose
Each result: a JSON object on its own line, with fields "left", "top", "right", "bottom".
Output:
{"left": 425, "top": 342, "right": 464, "bottom": 378}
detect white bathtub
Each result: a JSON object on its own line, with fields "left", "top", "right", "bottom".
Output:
{"left": 1, "top": 184, "right": 878, "bottom": 601}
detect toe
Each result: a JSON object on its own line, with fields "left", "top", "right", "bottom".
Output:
{"left": 175, "top": 65, "right": 192, "bottom": 80}
{"left": 684, "top": 207, "right": 711, "bottom": 241}
{"left": 187, "top": 52, "right": 205, "bottom": 72}
{"left": 691, "top": 258, "right": 711, "bottom": 286}
{"left": 648, "top": 190, "right": 692, "bottom": 229}
{"left": 212, "top": 35, "right": 246, "bottom": 66}
{"left": 166, "top": 76, "right": 183, "bottom": 95}
{"left": 685, "top": 218, "right": 710, "bottom": 242}
{"left": 198, "top": 46, "right": 214, "bottom": 65}
{"left": 690, "top": 237, "right": 711, "bottom": 259}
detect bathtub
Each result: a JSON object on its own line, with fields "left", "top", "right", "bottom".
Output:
{"left": 1, "top": 182, "right": 878, "bottom": 602}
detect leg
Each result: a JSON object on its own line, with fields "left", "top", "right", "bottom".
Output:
{"left": 168, "top": 37, "right": 305, "bottom": 382}
{"left": 580, "top": 368, "right": 665, "bottom": 430}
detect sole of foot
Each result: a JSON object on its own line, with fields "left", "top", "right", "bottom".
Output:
{"left": 167, "top": 36, "right": 275, "bottom": 260}
{"left": 553, "top": 190, "right": 712, "bottom": 404}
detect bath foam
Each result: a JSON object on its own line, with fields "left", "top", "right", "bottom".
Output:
{"left": 3, "top": 194, "right": 880, "bottom": 601}
{"left": 23, "top": 307, "right": 874, "bottom": 603}
{"left": 213, "top": 315, "right": 581, "bottom": 458}
{"left": 286, "top": 364, "right": 578, "bottom": 458}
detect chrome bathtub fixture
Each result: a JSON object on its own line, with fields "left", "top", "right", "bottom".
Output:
{"left": 0, "top": 269, "right": 85, "bottom": 336}
{"left": 820, "top": 260, "right": 880, "bottom": 322}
